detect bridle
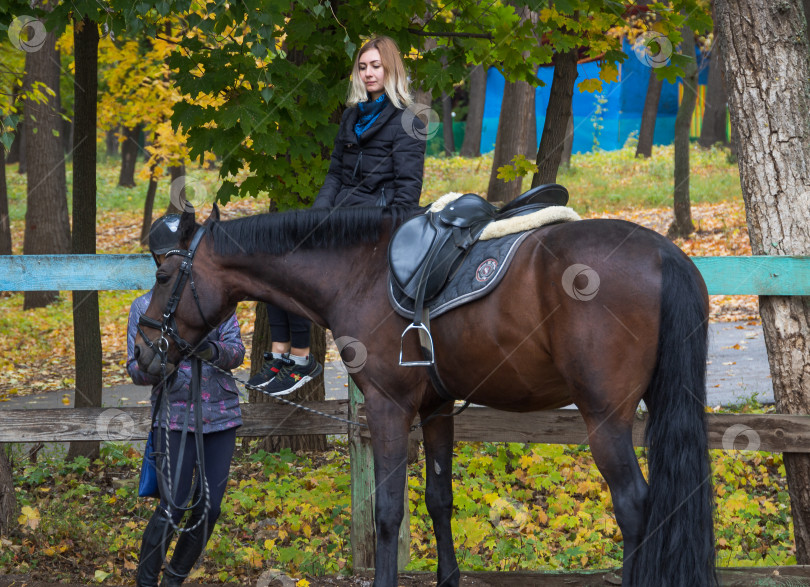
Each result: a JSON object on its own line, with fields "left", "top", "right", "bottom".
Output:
{"left": 137, "top": 225, "right": 218, "bottom": 359}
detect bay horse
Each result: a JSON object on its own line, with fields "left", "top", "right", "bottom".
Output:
{"left": 134, "top": 204, "right": 716, "bottom": 587}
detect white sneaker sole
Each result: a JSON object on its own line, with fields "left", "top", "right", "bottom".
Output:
{"left": 262, "top": 365, "right": 324, "bottom": 397}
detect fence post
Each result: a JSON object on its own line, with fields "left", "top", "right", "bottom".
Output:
{"left": 348, "top": 377, "right": 410, "bottom": 572}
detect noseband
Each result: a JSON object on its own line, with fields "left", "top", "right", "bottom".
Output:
{"left": 137, "top": 225, "right": 217, "bottom": 359}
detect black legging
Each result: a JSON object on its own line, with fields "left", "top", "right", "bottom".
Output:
{"left": 266, "top": 303, "right": 311, "bottom": 349}
{"left": 157, "top": 427, "right": 237, "bottom": 526}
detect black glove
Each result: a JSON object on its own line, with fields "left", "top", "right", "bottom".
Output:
{"left": 193, "top": 342, "right": 218, "bottom": 362}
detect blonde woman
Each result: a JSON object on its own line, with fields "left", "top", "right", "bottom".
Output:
{"left": 249, "top": 35, "right": 426, "bottom": 393}
{"left": 312, "top": 34, "right": 426, "bottom": 209}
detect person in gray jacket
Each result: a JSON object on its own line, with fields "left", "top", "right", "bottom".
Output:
{"left": 128, "top": 214, "right": 245, "bottom": 587}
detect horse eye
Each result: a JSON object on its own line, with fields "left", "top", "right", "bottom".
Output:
{"left": 156, "top": 273, "right": 171, "bottom": 285}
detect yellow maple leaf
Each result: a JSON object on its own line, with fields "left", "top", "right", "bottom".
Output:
{"left": 599, "top": 63, "right": 619, "bottom": 84}
{"left": 578, "top": 78, "right": 602, "bottom": 94}
{"left": 18, "top": 506, "right": 40, "bottom": 530}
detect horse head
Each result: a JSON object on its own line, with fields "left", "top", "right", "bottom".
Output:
{"left": 133, "top": 205, "right": 235, "bottom": 376}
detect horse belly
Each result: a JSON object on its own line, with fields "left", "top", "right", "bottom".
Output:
{"left": 431, "top": 307, "right": 571, "bottom": 412}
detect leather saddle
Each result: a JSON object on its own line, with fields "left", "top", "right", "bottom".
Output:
{"left": 388, "top": 183, "right": 569, "bottom": 370}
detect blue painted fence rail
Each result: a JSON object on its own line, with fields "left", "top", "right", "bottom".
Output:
{"left": 0, "top": 254, "right": 155, "bottom": 291}
{"left": 0, "top": 254, "right": 810, "bottom": 295}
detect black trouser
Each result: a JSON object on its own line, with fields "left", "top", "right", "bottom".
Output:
{"left": 266, "top": 303, "right": 311, "bottom": 349}
{"left": 137, "top": 427, "right": 237, "bottom": 585}
{"left": 159, "top": 427, "right": 237, "bottom": 525}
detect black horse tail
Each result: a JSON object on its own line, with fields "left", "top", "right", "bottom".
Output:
{"left": 631, "top": 245, "right": 717, "bottom": 586}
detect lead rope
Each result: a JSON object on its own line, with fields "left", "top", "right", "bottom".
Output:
{"left": 155, "top": 346, "right": 210, "bottom": 533}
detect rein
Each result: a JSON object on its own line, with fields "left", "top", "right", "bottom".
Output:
{"left": 137, "top": 225, "right": 212, "bottom": 531}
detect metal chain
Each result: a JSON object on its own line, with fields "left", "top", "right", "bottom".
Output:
{"left": 198, "top": 356, "right": 369, "bottom": 429}
{"left": 197, "top": 353, "right": 472, "bottom": 432}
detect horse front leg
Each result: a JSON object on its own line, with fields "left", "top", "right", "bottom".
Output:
{"left": 420, "top": 402, "right": 460, "bottom": 587}
{"left": 365, "top": 397, "right": 414, "bottom": 587}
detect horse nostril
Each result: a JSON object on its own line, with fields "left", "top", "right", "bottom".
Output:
{"left": 133, "top": 345, "right": 141, "bottom": 361}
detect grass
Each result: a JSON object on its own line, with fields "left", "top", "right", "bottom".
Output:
{"left": 421, "top": 142, "right": 742, "bottom": 214}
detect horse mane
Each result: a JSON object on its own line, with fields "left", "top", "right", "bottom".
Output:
{"left": 209, "top": 205, "right": 419, "bottom": 257}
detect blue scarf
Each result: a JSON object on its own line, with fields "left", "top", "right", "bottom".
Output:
{"left": 355, "top": 94, "right": 388, "bottom": 138}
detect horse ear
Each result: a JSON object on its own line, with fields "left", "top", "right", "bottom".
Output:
{"left": 179, "top": 210, "right": 197, "bottom": 248}
{"left": 203, "top": 203, "right": 220, "bottom": 226}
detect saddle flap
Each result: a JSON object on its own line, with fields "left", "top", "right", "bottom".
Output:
{"left": 438, "top": 193, "right": 496, "bottom": 228}
{"left": 388, "top": 214, "right": 438, "bottom": 291}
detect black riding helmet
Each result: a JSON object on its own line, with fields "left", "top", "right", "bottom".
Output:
{"left": 148, "top": 214, "right": 182, "bottom": 264}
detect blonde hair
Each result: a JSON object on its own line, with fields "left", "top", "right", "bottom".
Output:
{"left": 347, "top": 36, "right": 413, "bottom": 109}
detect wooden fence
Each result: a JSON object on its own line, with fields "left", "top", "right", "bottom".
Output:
{"left": 2, "top": 253, "right": 810, "bottom": 579}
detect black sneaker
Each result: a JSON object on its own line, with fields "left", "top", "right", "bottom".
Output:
{"left": 247, "top": 352, "right": 287, "bottom": 388}
{"left": 259, "top": 354, "right": 323, "bottom": 396}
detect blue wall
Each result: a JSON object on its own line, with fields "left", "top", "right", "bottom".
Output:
{"left": 480, "top": 39, "right": 708, "bottom": 154}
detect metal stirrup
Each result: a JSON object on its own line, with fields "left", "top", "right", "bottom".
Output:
{"left": 399, "top": 322, "right": 435, "bottom": 367}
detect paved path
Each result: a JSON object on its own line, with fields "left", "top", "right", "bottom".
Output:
{"left": 0, "top": 321, "right": 773, "bottom": 411}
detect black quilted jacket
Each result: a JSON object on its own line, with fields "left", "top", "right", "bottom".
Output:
{"left": 312, "top": 102, "right": 426, "bottom": 208}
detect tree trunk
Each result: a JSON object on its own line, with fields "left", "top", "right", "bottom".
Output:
{"left": 441, "top": 91, "right": 454, "bottom": 156}
{"left": 141, "top": 167, "right": 159, "bottom": 247}
{"left": 636, "top": 68, "right": 664, "bottom": 158}
{"left": 248, "top": 303, "right": 328, "bottom": 452}
{"left": 667, "top": 26, "right": 698, "bottom": 239}
{"left": 0, "top": 446, "right": 14, "bottom": 536}
{"left": 560, "top": 114, "right": 574, "bottom": 170}
{"left": 67, "top": 17, "right": 101, "bottom": 462}
{"left": 118, "top": 124, "right": 141, "bottom": 187}
{"left": 7, "top": 88, "right": 23, "bottom": 169}
{"left": 698, "top": 23, "right": 729, "bottom": 148}
{"left": 460, "top": 65, "right": 486, "bottom": 158}
{"left": 62, "top": 113, "right": 73, "bottom": 156}
{"left": 166, "top": 164, "right": 185, "bottom": 214}
{"left": 486, "top": 79, "right": 534, "bottom": 203}
{"left": 527, "top": 92, "right": 537, "bottom": 161}
{"left": 0, "top": 145, "right": 11, "bottom": 255}
{"left": 532, "top": 49, "right": 578, "bottom": 186}
{"left": 105, "top": 126, "right": 118, "bottom": 157}
{"left": 716, "top": 0, "right": 810, "bottom": 562}
{"left": 804, "top": 0, "right": 810, "bottom": 37}
{"left": 7, "top": 128, "right": 20, "bottom": 165}
{"left": 22, "top": 6, "right": 70, "bottom": 309}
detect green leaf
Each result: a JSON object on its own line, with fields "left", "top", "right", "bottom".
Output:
{"left": 343, "top": 33, "right": 356, "bottom": 60}
{"left": 93, "top": 570, "right": 111, "bottom": 582}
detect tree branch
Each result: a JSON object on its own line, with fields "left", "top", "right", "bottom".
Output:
{"left": 406, "top": 28, "right": 493, "bottom": 40}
